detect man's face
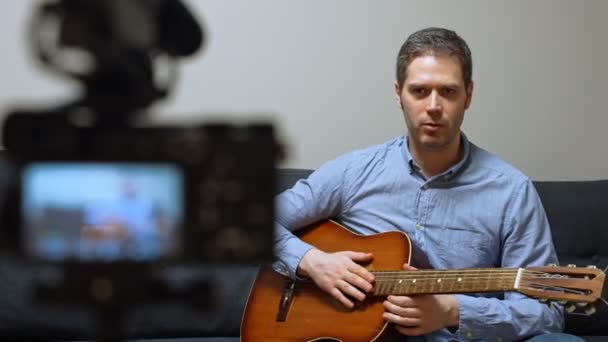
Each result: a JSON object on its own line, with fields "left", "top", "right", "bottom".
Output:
{"left": 395, "top": 54, "right": 473, "bottom": 152}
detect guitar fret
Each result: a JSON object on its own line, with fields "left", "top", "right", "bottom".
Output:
{"left": 379, "top": 278, "right": 388, "bottom": 295}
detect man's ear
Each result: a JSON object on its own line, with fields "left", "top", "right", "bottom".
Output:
{"left": 394, "top": 80, "right": 403, "bottom": 110}
{"left": 464, "top": 81, "right": 474, "bottom": 110}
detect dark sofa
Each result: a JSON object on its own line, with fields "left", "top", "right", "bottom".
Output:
{"left": 0, "top": 168, "right": 607, "bottom": 341}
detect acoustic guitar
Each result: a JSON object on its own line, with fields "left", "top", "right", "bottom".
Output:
{"left": 241, "top": 220, "right": 606, "bottom": 342}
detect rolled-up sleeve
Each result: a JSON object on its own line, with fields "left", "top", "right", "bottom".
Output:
{"left": 272, "top": 155, "right": 354, "bottom": 278}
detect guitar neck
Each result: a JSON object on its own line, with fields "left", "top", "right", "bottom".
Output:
{"left": 372, "top": 268, "right": 521, "bottom": 296}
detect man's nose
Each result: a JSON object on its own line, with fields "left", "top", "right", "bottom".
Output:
{"left": 426, "top": 90, "right": 442, "bottom": 113}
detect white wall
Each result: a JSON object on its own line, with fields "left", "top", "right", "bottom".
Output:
{"left": 1, "top": 1, "right": 607, "bottom": 181}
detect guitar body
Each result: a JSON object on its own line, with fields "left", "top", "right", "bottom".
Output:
{"left": 241, "top": 221, "right": 411, "bottom": 342}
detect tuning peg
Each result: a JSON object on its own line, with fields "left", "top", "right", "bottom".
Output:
{"left": 538, "top": 298, "right": 548, "bottom": 303}
{"left": 567, "top": 264, "right": 577, "bottom": 268}
{"left": 576, "top": 301, "right": 588, "bottom": 308}
{"left": 565, "top": 303, "right": 576, "bottom": 313}
{"left": 558, "top": 300, "right": 567, "bottom": 305}
{"left": 586, "top": 265, "right": 597, "bottom": 269}
{"left": 584, "top": 303, "right": 596, "bottom": 316}
{"left": 547, "top": 263, "right": 557, "bottom": 267}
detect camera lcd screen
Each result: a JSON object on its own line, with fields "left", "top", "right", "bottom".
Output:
{"left": 21, "top": 163, "right": 184, "bottom": 262}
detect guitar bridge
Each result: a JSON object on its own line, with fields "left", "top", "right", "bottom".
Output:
{"left": 276, "top": 281, "right": 296, "bottom": 322}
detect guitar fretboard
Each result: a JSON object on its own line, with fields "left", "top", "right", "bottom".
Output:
{"left": 372, "top": 268, "right": 520, "bottom": 296}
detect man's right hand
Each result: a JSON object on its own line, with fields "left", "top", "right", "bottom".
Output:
{"left": 297, "top": 248, "right": 375, "bottom": 308}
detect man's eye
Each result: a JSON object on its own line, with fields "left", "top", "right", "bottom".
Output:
{"left": 442, "top": 88, "right": 456, "bottom": 96}
{"left": 411, "top": 88, "right": 427, "bottom": 95}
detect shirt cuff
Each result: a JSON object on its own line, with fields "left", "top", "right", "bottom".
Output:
{"left": 273, "top": 235, "right": 315, "bottom": 279}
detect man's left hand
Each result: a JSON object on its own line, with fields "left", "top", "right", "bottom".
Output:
{"left": 382, "top": 264, "right": 460, "bottom": 336}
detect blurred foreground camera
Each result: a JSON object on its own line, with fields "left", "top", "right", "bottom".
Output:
{"left": 2, "top": 117, "right": 278, "bottom": 264}
{"left": 0, "top": 2, "right": 280, "bottom": 340}
{"left": 1, "top": 0, "right": 280, "bottom": 265}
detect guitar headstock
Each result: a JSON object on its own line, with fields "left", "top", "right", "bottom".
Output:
{"left": 517, "top": 264, "right": 606, "bottom": 314}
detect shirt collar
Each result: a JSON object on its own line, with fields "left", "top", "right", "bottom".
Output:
{"left": 402, "top": 132, "right": 471, "bottom": 179}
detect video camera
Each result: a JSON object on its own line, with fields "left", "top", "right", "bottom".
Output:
{"left": 1, "top": 0, "right": 280, "bottom": 265}
{"left": 0, "top": 1, "right": 280, "bottom": 339}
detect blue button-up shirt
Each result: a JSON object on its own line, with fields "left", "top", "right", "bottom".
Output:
{"left": 273, "top": 134, "right": 563, "bottom": 341}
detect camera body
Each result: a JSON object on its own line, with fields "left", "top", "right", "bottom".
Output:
{"left": 2, "top": 109, "right": 279, "bottom": 264}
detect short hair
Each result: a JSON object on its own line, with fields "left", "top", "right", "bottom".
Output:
{"left": 396, "top": 27, "right": 472, "bottom": 88}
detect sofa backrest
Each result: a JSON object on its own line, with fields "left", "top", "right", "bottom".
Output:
{"left": 533, "top": 181, "right": 608, "bottom": 269}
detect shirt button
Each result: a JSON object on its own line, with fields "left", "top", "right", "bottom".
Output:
{"left": 466, "top": 331, "right": 473, "bottom": 338}
{"left": 422, "top": 184, "right": 429, "bottom": 190}
{"left": 415, "top": 223, "right": 422, "bottom": 230}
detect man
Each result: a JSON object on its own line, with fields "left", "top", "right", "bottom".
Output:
{"left": 82, "top": 176, "right": 158, "bottom": 260}
{"left": 273, "top": 27, "right": 584, "bottom": 341}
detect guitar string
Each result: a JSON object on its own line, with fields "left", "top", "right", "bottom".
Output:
{"left": 290, "top": 281, "right": 595, "bottom": 306}
{"left": 292, "top": 271, "right": 582, "bottom": 284}
{"left": 373, "top": 270, "right": 561, "bottom": 279}
{"left": 289, "top": 267, "right": 595, "bottom": 282}
{"left": 373, "top": 269, "right": 519, "bottom": 275}
{"left": 289, "top": 281, "right": 596, "bottom": 306}
{"left": 372, "top": 269, "right": 584, "bottom": 277}
{"left": 375, "top": 273, "right": 594, "bottom": 298}
{"left": 373, "top": 271, "right": 596, "bottom": 286}
{"left": 290, "top": 272, "right": 596, "bottom": 299}
{"left": 518, "top": 281, "right": 588, "bottom": 295}
{"left": 291, "top": 275, "right": 519, "bottom": 287}
{"left": 371, "top": 271, "right": 566, "bottom": 280}
{"left": 375, "top": 273, "right": 597, "bottom": 297}
{"left": 291, "top": 274, "right": 537, "bottom": 290}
